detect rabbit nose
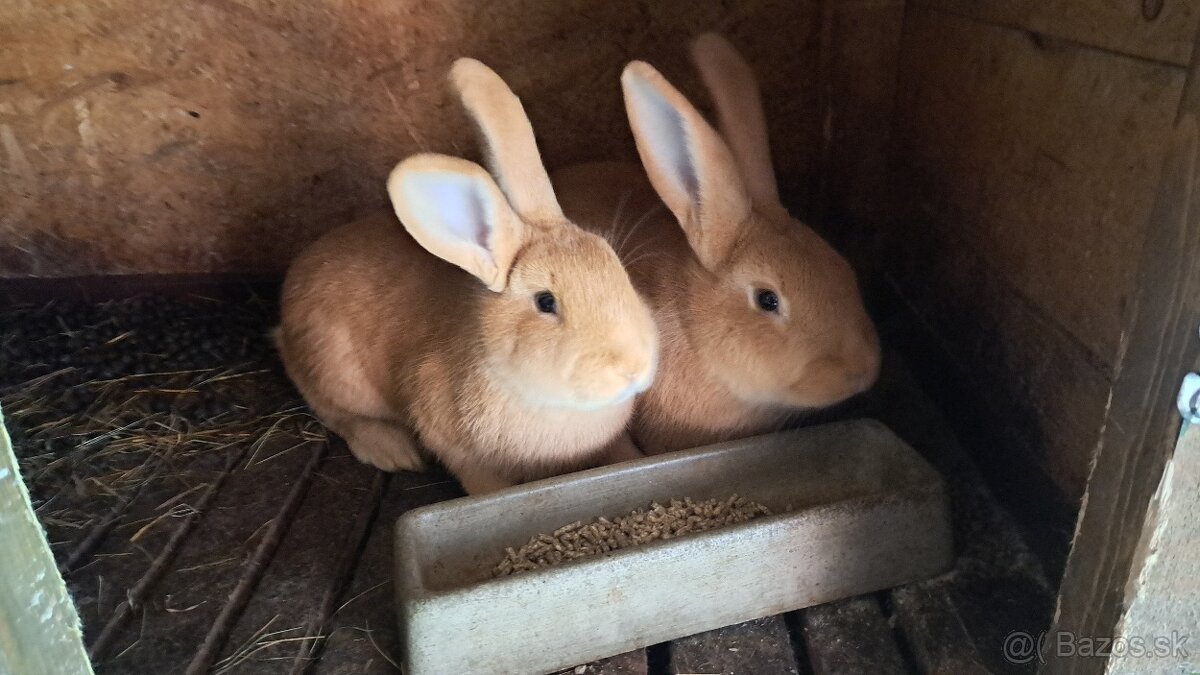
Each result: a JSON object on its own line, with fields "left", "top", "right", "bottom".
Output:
{"left": 617, "top": 366, "right": 643, "bottom": 388}
{"left": 849, "top": 364, "right": 878, "bottom": 392}
{"left": 628, "top": 370, "right": 653, "bottom": 392}
{"left": 844, "top": 328, "right": 881, "bottom": 389}
{"left": 841, "top": 350, "right": 880, "bottom": 393}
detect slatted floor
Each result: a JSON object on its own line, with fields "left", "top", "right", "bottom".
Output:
{"left": 0, "top": 294, "right": 1053, "bottom": 674}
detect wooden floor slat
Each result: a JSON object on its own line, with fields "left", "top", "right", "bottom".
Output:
{"left": 310, "top": 471, "right": 462, "bottom": 674}
{"left": 81, "top": 443, "right": 246, "bottom": 665}
{"left": 890, "top": 584, "right": 989, "bottom": 674}
{"left": 185, "top": 441, "right": 327, "bottom": 675}
{"left": 92, "top": 431, "right": 321, "bottom": 673}
{"left": 800, "top": 597, "right": 908, "bottom": 675}
{"left": 214, "top": 445, "right": 385, "bottom": 674}
{"left": 667, "top": 616, "right": 801, "bottom": 675}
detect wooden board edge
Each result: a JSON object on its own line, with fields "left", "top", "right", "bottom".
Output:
{"left": 0, "top": 404, "right": 94, "bottom": 675}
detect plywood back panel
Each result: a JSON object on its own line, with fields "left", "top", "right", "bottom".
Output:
{"left": 0, "top": 1, "right": 902, "bottom": 278}
{"left": 920, "top": 0, "right": 1200, "bottom": 66}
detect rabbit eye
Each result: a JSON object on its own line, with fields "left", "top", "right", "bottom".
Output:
{"left": 534, "top": 291, "right": 558, "bottom": 315}
{"left": 755, "top": 289, "right": 780, "bottom": 314}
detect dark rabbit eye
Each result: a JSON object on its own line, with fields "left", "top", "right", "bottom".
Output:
{"left": 755, "top": 289, "right": 780, "bottom": 313}
{"left": 535, "top": 291, "right": 558, "bottom": 315}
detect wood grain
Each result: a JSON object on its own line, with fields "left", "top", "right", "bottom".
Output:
{"left": 82, "top": 443, "right": 246, "bottom": 666}
{"left": 887, "top": 6, "right": 1187, "bottom": 500}
{"left": 1044, "top": 114, "right": 1200, "bottom": 674}
{"left": 184, "top": 441, "right": 326, "bottom": 675}
{"left": 0, "top": 409, "right": 92, "bottom": 675}
{"left": 864, "top": 347, "right": 1055, "bottom": 674}
{"left": 815, "top": 0, "right": 906, "bottom": 247}
{"left": 310, "top": 472, "right": 461, "bottom": 675}
{"left": 89, "top": 435, "right": 319, "bottom": 672}
{"left": 195, "top": 444, "right": 383, "bottom": 675}
{"left": 800, "top": 597, "right": 907, "bottom": 675}
{"left": 667, "top": 617, "right": 800, "bottom": 675}
{"left": 916, "top": 0, "right": 1200, "bottom": 66}
{"left": 890, "top": 585, "right": 989, "bottom": 675}
{"left": 0, "top": 0, "right": 843, "bottom": 279}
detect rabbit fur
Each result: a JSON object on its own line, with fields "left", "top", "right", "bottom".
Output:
{"left": 276, "top": 58, "right": 659, "bottom": 494}
{"left": 553, "top": 34, "right": 880, "bottom": 455}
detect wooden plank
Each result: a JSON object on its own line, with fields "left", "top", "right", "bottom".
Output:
{"left": 817, "top": 0, "right": 906, "bottom": 249}
{"left": 917, "top": 0, "right": 1200, "bottom": 66}
{"left": 1107, "top": 423, "right": 1200, "bottom": 673}
{"left": 667, "top": 617, "right": 800, "bottom": 675}
{"left": 91, "top": 429, "right": 322, "bottom": 673}
{"left": 890, "top": 585, "right": 989, "bottom": 675}
{"left": 799, "top": 597, "right": 907, "bottom": 675}
{"left": 882, "top": 227, "right": 1115, "bottom": 501}
{"left": 888, "top": 6, "right": 1186, "bottom": 501}
{"left": 310, "top": 471, "right": 461, "bottom": 674}
{"left": 893, "top": 6, "right": 1183, "bottom": 372}
{"left": 213, "top": 446, "right": 383, "bottom": 674}
{"left": 184, "top": 441, "right": 327, "bottom": 675}
{"left": 1044, "top": 115, "right": 1200, "bottom": 674}
{"left": 0, "top": 406, "right": 93, "bottom": 675}
{"left": 78, "top": 442, "right": 242, "bottom": 663}
{"left": 0, "top": 0, "right": 825, "bottom": 279}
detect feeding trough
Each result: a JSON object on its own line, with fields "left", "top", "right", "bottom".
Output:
{"left": 394, "top": 419, "right": 953, "bottom": 674}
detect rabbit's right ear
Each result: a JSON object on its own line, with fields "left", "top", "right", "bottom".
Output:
{"left": 388, "top": 154, "right": 524, "bottom": 293}
{"left": 621, "top": 61, "right": 751, "bottom": 271}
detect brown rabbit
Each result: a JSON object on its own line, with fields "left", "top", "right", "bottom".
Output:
{"left": 275, "top": 58, "right": 659, "bottom": 494}
{"left": 553, "top": 34, "right": 879, "bottom": 455}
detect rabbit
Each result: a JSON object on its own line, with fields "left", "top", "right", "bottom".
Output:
{"left": 275, "top": 58, "right": 659, "bottom": 494}
{"left": 552, "top": 33, "right": 880, "bottom": 455}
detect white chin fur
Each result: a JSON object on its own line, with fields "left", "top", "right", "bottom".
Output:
{"left": 566, "top": 392, "right": 635, "bottom": 411}
{"left": 501, "top": 368, "right": 643, "bottom": 411}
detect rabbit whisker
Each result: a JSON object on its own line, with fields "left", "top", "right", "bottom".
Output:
{"left": 621, "top": 250, "right": 670, "bottom": 270}
{"left": 610, "top": 190, "right": 632, "bottom": 239}
{"left": 616, "top": 202, "right": 665, "bottom": 258}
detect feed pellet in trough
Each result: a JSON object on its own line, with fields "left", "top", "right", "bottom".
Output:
{"left": 493, "top": 495, "right": 771, "bottom": 577}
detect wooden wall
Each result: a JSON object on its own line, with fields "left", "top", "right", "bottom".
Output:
{"left": 884, "top": 1, "right": 1199, "bottom": 510}
{"left": 0, "top": 0, "right": 902, "bottom": 278}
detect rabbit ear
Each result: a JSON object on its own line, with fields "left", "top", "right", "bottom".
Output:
{"left": 450, "top": 58, "right": 564, "bottom": 224}
{"left": 621, "top": 60, "right": 751, "bottom": 270}
{"left": 388, "top": 154, "right": 525, "bottom": 292}
{"left": 690, "top": 33, "right": 781, "bottom": 211}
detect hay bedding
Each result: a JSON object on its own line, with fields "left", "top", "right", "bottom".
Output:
{"left": 0, "top": 295, "right": 316, "bottom": 557}
{"left": 1, "top": 296, "right": 770, "bottom": 588}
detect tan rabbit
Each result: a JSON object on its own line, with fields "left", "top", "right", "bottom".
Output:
{"left": 553, "top": 34, "right": 879, "bottom": 455}
{"left": 275, "top": 58, "right": 659, "bottom": 494}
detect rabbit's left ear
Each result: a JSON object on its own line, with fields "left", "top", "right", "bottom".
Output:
{"left": 388, "top": 154, "right": 525, "bottom": 293}
{"left": 621, "top": 60, "right": 751, "bottom": 271}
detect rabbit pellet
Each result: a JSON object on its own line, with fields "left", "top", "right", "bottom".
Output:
{"left": 492, "top": 495, "right": 771, "bottom": 577}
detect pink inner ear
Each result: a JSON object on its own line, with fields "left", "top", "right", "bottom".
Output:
{"left": 405, "top": 172, "right": 495, "bottom": 254}
{"left": 627, "top": 77, "right": 700, "bottom": 203}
